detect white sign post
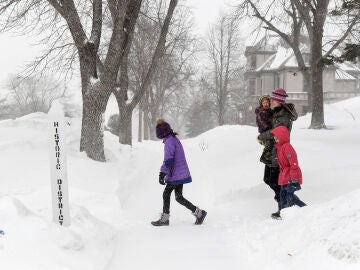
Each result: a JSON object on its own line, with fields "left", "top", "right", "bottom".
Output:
{"left": 48, "top": 100, "right": 71, "bottom": 227}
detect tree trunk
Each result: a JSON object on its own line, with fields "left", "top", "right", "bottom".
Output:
{"left": 149, "top": 123, "right": 156, "bottom": 140}
{"left": 81, "top": 93, "right": 107, "bottom": 161}
{"left": 119, "top": 105, "right": 133, "bottom": 145}
{"left": 143, "top": 91, "right": 150, "bottom": 140}
{"left": 310, "top": 39, "right": 326, "bottom": 129}
{"left": 80, "top": 105, "right": 86, "bottom": 152}
{"left": 79, "top": 49, "right": 109, "bottom": 161}
{"left": 143, "top": 109, "right": 150, "bottom": 140}
{"left": 114, "top": 85, "right": 133, "bottom": 145}
{"left": 138, "top": 107, "right": 143, "bottom": 142}
{"left": 302, "top": 70, "right": 312, "bottom": 111}
{"left": 121, "top": 0, "right": 178, "bottom": 143}
{"left": 149, "top": 105, "right": 159, "bottom": 140}
{"left": 218, "top": 97, "right": 226, "bottom": 125}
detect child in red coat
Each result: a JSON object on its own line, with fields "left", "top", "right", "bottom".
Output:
{"left": 270, "top": 126, "right": 306, "bottom": 219}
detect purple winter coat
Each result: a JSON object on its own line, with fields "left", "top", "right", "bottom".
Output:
{"left": 160, "top": 135, "right": 192, "bottom": 185}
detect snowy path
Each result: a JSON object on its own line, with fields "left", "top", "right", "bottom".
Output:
{"left": 104, "top": 198, "right": 268, "bottom": 270}
{"left": 104, "top": 190, "right": 360, "bottom": 270}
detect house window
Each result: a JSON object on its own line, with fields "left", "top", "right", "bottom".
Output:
{"left": 249, "top": 78, "right": 256, "bottom": 95}
{"left": 250, "top": 55, "right": 256, "bottom": 69}
{"left": 275, "top": 74, "right": 280, "bottom": 89}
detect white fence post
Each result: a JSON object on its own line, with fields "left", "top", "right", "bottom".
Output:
{"left": 48, "top": 100, "right": 71, "bottom": 227}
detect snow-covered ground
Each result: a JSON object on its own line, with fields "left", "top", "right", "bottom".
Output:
{"left": 1, "top": 97, "right": 360, "bottom": 270}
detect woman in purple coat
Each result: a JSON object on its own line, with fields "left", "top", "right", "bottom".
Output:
{"left": 151, "top": 119, "right": 207, "bottom": 226}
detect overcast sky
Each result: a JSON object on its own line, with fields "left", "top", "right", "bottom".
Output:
{"left": 0, "top": 0, "right": 236, "bottom": 91}
{"left": 0, "top": 33, "right": 41, "bottom": 87}
{"left": 185, "top": 0, "right": 236, "bottom": 34}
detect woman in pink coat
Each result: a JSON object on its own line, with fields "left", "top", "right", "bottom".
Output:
{"left": 271, "top": 126, "right": 306, "bottom": 219}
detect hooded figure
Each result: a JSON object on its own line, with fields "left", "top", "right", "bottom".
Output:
{"left": 270, "top": 126, "right": 306, "bottom": 218}
{"left": 271, "top": 126, "right": 302, "bottom": 186}
{"left": 156, "top": 118, "right": 192, "bottom": 185}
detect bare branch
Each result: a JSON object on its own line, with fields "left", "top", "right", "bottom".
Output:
{"left": 90, "top": 0, "right": 102, "bottom": 50}
{"left": 324, "top": 10, "right": 360, "bottom": 57}
{"left": 129, "top": 0, "right": 178, "bottom": 110}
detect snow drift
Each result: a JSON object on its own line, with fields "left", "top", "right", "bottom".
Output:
{"left": 1, "top": 97, "right": 360, "bottom": 270}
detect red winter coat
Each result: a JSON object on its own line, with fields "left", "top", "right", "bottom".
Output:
{"left": 271, "top": 126, "right": 302, "bottom": 186}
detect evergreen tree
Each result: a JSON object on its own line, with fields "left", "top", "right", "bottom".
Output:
{"left": 327, "top": 0, "right": 360, "bottom": 63}
{"left": 185, "top": 100, "right": 216, "bottom": 138}
{"left": 341, "top": 1, "right": 360, "bottom": 61}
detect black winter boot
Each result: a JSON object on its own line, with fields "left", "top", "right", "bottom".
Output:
{"left": 271, "top": 202, "right": 281, "bottom": 220}
{"left": 271, "top": 211, "right": 281, "bottom": 219}
{"left": 151, "top": 213, "right": 170, "bottom": 226}
{"left": 193, "top": 207, "right": 207, "bottom": 225}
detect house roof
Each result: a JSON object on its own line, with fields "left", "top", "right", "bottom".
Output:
{"left": 251, "top": 34, "right": 359, "bottom": 81}
{"left": 335, "top": 69, "right": 356, "bottom": 80}
{"left": 336, "top": 62, "right": 360, "bottom": 73}
{"left": 256, "top": 46, "right": 309, "bottom": 71}
{"left": 271, "top": 47, "right": 295, "bottom": 69}
{"left": 256, "top": 54, "right": 276, "bottom": 72}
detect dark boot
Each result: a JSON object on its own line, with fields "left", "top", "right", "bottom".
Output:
{"left": 271, "top": 211, "right": 281, "bottom": 220}
{"left": 151, "top": 213, "right": 170, "bottom": 226}
{"left": 271, "top": 202, "right": 282, "bottom": 220}
{"left": 193, "top": 207, "right": 207, "bottom": 225}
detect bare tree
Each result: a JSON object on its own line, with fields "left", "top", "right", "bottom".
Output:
{"left": 292, "top": 0, "right": 360, "bottom": 128}
{"left": 137, "top": 3, "right": 197, "bottom": 140}
{"left": 112, "top": 0, "right": 178, "bottom": 145}
{"left": 238, "top": 0, "right": 360, "bottom": 128}
{"left": 185, "top": 78, "right": 217, "bottom": 137}
{"left": 237, "top": 0, "right": 311, "bottom": 104}
{"left": 8, "top": 75, "right": 66, "bottom": 116}
{"left": 206, "top": 14, "right": 242, "bottom": 125}
{"left": 0, "top": 0, "right": 143, "bottom": 161}
{"left": 0, "top": 97, "right": 11, "bottom": 120}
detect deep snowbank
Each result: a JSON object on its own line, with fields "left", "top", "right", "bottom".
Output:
{"left": 1, "top": 97, "right": 360, "bottom": 269}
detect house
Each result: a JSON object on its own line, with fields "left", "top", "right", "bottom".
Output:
{"left": 243, "top": 34, "right": 360, "bottom": 124}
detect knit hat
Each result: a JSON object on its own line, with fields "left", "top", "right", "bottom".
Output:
{"left": 270, "top": 88, "right": 288, "bottom": 104}
{"left": 156, "top": 118, "right": 173, "bottom": 139}
{"left": 258, "top": 95, "right": 270, "bottom": 106}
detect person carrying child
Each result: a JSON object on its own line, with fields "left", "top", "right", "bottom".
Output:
{"left": 257, "top": 88, "right": 298, "bottom": 217}
{"left": 270, "top": 126, "right": 306, "bottom": 219}
{"left": 151, "top": 118, "right": 207, "bottom": 226}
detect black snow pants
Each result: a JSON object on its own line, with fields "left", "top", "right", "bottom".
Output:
{"left": 263, "top": 165, "right": 281, "bottom": 203}
{"left": 163, "top": 184, "right": 196, "bottom": 214}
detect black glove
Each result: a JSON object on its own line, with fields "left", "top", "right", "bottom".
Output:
{"left": 159, "top": 172, "right": 166, "bottom": 185}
